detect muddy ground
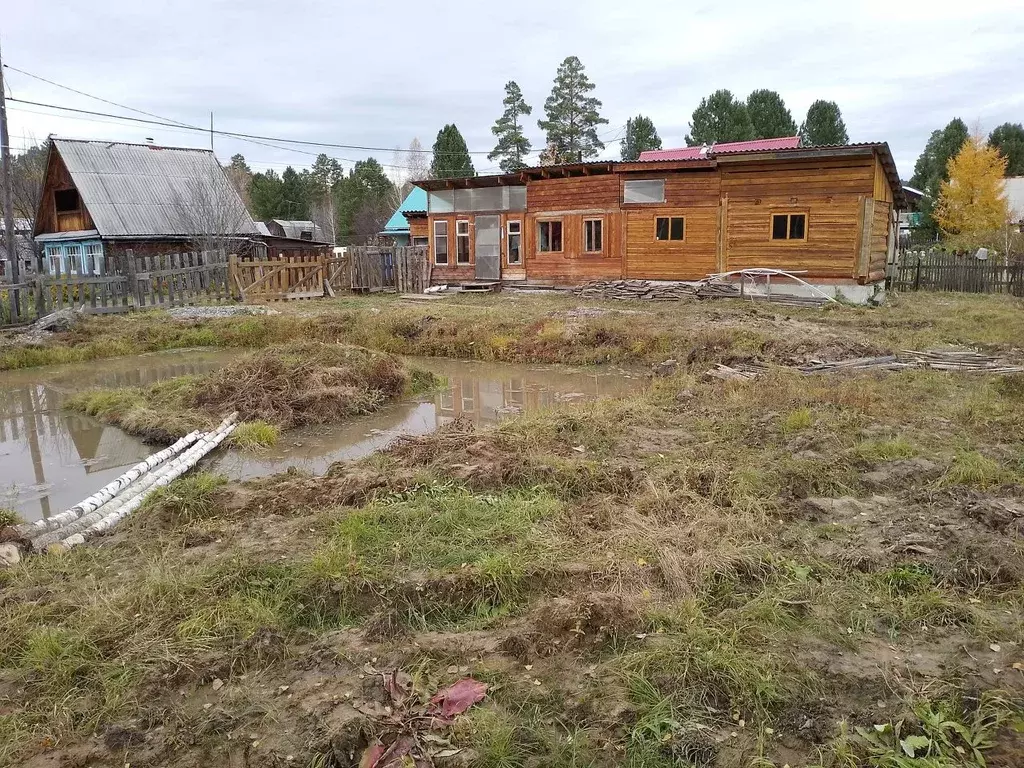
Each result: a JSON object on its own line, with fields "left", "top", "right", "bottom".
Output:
{"left": 1, "top": 291, "right": 1024, "bottom": 768}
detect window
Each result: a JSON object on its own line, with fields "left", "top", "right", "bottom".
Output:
{"left": 771, "top": 213, "right": 807, "bottom": 241}
{"left": 433, "top": 220, "right": 449, "bottom": 265}
{"left": 583, "top": 218, "right": 603, "bottom": 253}
{"left": 456, "top": 220, "right": 471, "bottom": 264}
{"left": 507, "top": 220, "right": 522, "bottom": 265}
{"left": 412, "top": 236, "right": 429, "bottom": 247}
{"left": 54, "top": 188, "right": 80, "bottom": 212}
{"left": 655, "top": 217, "right": 685, "bottom": 241}
{"left": 538, "top": 220, "right": 562, "bottom": 253}
{"left": 299, "top": 230, "right": 313, "bottom": 241}
{"left": 85, "top": 242, "right": 104, "bottom": 275}
{"left": 623, "top": 179, "right": 666, "bottom": 204}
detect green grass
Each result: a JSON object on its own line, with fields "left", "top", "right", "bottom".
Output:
{"left": 938, "top": 450, "right": 1018, "bottom": 490}
{"left": 229, "top": 420, "right": 280, "bottom": 449}
{"left": 0, "top": 508, "right": 22, "bottom": 528}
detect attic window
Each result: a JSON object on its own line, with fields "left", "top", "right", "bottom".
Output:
{"left": 299, "top": 230, "right": 313, "bottom": 241}
{"left": 54, "top": 188, "right": 80, "bottom": 213}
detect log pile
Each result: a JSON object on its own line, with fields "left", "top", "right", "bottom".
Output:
{"left": 17, "top": 414, "right": 238, "bottom": 553}
{"left": 571, "top": 278, "right": 829, "bottom": 307}
{"left": 573, "top": 280, "right": 698, "bottom": 301}
{"left": 706, "top": 349, "right": 1024, "bottom": 381}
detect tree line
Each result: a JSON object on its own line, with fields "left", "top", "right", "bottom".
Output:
{"left": 908, "top": 118, "right": 1023, "bottom": 243}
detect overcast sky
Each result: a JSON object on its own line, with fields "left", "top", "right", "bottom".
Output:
{"left": 4, "top": 0, "right": 1022, "bottom": 181}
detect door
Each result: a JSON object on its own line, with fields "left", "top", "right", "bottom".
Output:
{"left": 475, "top": 215, "right": 501, "bottom": 280}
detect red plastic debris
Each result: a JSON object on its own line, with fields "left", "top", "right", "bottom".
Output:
{"left": 429, "top": 678, "right": 489, "bottom": 722}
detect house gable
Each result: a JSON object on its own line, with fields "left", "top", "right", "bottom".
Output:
{"left": 34, "top": 143, "right": 96, "bottom": 237}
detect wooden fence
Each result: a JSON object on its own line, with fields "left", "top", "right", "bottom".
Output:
{"left": 888, "top": 251, "right": 1024, "bottom": 295}
{"left": 350, "top": 246, "right": 428, "bottom": 294}
{"left": 0, "top": 247, "right": 354, "bottom": 328}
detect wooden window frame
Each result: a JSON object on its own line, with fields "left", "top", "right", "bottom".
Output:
{"left": 433, "top": 220, "right": 449, "bottom": 265}
{"left": 411, "top": 236, "right": 429, "bottom": 248}
{"left": 769, "top": 212, "right": 809, "bottom": 242}
{"left": 537, "top": 218, "right": 563, "bottom": 254}
{"left": 54, "top": 187, "right": 82, "bottom": 214}
{"left": 506, "top": 220, "right": 522, "bottom": 265}
{"left": 655, "top": 216, "right": 686, "bottom": 242}
{"left": 623, "top": 179, "right": 666, "bottom": 205}
{"left": 456, "top": 219, "right": 471, "bottom": 265}
{"left": 582, "top": 217, "right": 604, "bottom": 254}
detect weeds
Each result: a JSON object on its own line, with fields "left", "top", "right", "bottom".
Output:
{"left": 0, "top": 508, "right": 21, "bottom": 527}
{"left": 230, "top": 420, "right": 281, "bottom": 449}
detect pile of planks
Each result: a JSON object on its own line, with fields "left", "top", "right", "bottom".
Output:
{"left": 707, "top": 349, "right": 1024, "bottom": 381}
{"left": 573, "top": 280, "right": 698, "bottom": 301}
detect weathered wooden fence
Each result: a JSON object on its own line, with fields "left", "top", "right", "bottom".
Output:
{"left": 229, "top": 249, "right": 342, "bottom": 303}
{"left": 350, "top": 246, "right": 428, "bottom": 294}
{"left": 888, "top": 251, "right": 1024, "bottom": 295}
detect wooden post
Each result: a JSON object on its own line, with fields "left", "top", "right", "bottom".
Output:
{"left": 228, "top": 253, "right": 240, "bottom": 301}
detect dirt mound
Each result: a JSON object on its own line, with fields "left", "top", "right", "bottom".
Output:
{"left": 502, "top": 592, "right": 643, "bottom": 660}
{"left": 192, "top": 341, "right": 412, "bottom": 427}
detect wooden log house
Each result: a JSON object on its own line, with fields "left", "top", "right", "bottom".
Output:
{"left": 416, "top": 138, "right": 904, "bottom": 298}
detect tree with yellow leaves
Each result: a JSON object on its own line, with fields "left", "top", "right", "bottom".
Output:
{"left": 934, "top": 136, "right": 1010, "bottom": 237}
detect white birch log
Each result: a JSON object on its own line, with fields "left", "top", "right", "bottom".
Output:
{"left": 19, "top": 431, "right": 204, "bottom": 538}
{"left": 52, "top": 415, "right": 238, "bottom": 549}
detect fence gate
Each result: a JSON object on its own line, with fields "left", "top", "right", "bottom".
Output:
{"left": 229, "top": 250, "right": 328, "bottom": 302}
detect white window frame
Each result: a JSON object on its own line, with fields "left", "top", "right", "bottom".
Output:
{"left": 456, "top": 219, "right": 471, "bottom": 265}
{"left": 624, "top": 179, "right": 666, "bottom": 204}
{"left": 433, "top": 220, "right": 449, "bottom": 265}
{"left": 506, "top": 220, "right": 522, "bottom": 265}
{"left": 583, "top": 218, "right": 604, "bottom": 253}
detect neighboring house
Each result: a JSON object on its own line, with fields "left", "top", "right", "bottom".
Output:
{"left": 34, "top": 138, "right": 260, "bottom": 274}
{"left": 1006, "top": 177, "right": 1024, "bottom": 232}
{"left": 415, "top": 138, "right": 904, "bottom": 300}
{"left": 0, "top": 218, "right": 35, "bottom": 279}
{"left": 382, "top": 187, "right": 428, "bottom": 246}
{"left": 257, "top": 220, "right": 332, "bottom": 253}
{"left": 897, "top": 185, "right": 925, "bottom": 240}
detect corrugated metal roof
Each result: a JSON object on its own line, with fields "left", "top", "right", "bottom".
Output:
{"left": 52, "top": 138, "right": 259, "bottom": 238}
{"left": 383, "top": 187, "right": 427, "bottom": 233}
{"left": 270, "top": 220, "right": 328, "bottom": 241}
{"left": 638, "top": 136, "right": 801, "bottom": 161}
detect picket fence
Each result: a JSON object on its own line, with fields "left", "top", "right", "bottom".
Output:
{"left": 889, "top": 251, "right": 1024, "bottom": 296}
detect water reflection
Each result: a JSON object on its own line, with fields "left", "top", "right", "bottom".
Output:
{"left": 1, "top": 351, "right": 639, "bottom": 522}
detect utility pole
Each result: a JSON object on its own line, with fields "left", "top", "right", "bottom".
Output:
{"left": 0, "top": 39, "right": 21, "bottom": 321}
{"left": 210, "top": 112, "right": 214, "bottom": 151}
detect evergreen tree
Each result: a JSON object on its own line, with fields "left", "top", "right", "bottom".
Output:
{"left": 988, "top": 122, "right": 1024, "bottom": 177}
{"left": 337, "top": 159, "right": 399, "bottom": 238}
{"left": 249, "top": 170, "right": 286, "bottom": 220}
{"left": 280, "top": 166, "right": 311, "bottom": 219}
{"left": 537, "top": 56, "right": 608, "bottom": 163}
{"left": 935, "top": 136, "right": 1009, "bottom": 237}
{"left": 620, "top": 115, "right": 662, "bottom": 161}
{"left": 488, "top": 81, "right": 533, "bottom": 172}
{"left": 745, "top": 90, "right": 797, "bottom": 139}
{"left": 685, "top": 89, "right": 754, "bottom": 146}
{"left": 909, "top": 118, "right": 970, "bottom": 238}
{"left": 430, "top": 124, "right": 475, "bottom": 179}
{"left": 799, "top": 100, "right": 849, "bottom": 146}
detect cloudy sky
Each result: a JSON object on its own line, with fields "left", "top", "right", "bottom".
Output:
{"left": 4, "top": 0, "right": 1022, "bottom": 181}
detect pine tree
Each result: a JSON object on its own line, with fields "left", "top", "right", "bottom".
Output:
{"left": 223, "top": 154, "right": 253, "bottom": 210}
{"left": 685, "top": 90, "right": 754, "bottom": 146}
{"left": 620, "top": 115, "right": 662, "bottom": 161}
{"left": 249, "top": 170, "right": 285, "bottom": 220}
{"left": 799, "top": 100, "right": 849, "bottom": 146}
{"left": 909, "top": 118, "right": 970, "bottom": 238}
{"left": 488, "top": 81, "right": 533, "bottom": 173}
{"left": 989, "top": 122, "right": 1024, "bottom": 177}
{"left": 935, "top": 136, "right": 1009, "bottom": 237}
{"left": 745, "top": 90, "right": 797, "bottom": 139}
{"left": 537, "top": 56, "right": 609, "bottom": 164}
{"left": 430, "top": 124, "right": 475, "bottom": 179}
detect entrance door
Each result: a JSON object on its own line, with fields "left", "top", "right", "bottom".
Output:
{"left": 475, "top": 215, "right": 501, "bottom": 280}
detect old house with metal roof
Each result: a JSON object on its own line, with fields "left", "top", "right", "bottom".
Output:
{"left": 33, "top": 138, "right": 260, "bottom": 274}
{"left": 416, "top": 138, "right": 904, "bottom": 301}
{"left": 382, "top": 187, "right": 428, "bottom": 246}
{"left": 256, "top": 220, "right": 333, "bottom": 253}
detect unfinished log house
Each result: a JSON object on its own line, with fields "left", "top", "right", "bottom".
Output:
{"left": 415, "top": 138, "right": 904, "bottom": 301}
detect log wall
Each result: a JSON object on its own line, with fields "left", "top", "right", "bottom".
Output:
{"left": 35, "top": 148, "right": 95, "bottom": 235}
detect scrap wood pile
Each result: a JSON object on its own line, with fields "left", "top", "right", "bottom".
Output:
{"left": 571, "top": 278, "right": 830, "bottom": 307}
{"left": 707, "top": 349, "right": 1024, "bottom": 381}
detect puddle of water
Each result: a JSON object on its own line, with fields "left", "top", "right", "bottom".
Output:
{"left": 0, "top": 350, "right": 640, "bottom": 523}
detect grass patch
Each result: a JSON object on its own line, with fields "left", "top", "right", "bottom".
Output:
{"left": 229, "top": 420, "right": 280, "bottom": 449}
{"left": 135, "top": 472, "right": 228, "bottom": 527}
{"left": 938, "top": 450, "right": 1017, "bottom": 490}
{"left": 854, "top": 437, "right": 918, "bottom": 462}
{"left": 0, "top": 508, "right": 22, "bottom": 528}
{"left": 66, "top": 341, "right": 434, "bottom": 443}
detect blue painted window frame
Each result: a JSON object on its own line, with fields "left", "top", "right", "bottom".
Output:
{"left": 42, "top": 240, "right": 104, "bottom": 275}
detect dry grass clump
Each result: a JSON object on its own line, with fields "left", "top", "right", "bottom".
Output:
{"left": 67, "top": 341, "right": 435, "bottom": 442}
{"left": 192, "top": 341, "right": 414, "bottom": 428}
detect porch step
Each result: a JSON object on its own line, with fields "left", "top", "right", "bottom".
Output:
{"left": 457, "top": 281, "right": 500, "bottom": 293}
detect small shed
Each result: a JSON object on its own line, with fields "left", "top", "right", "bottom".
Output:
{"left": 258, "top": 220, "right": 333, "bottom": 253}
